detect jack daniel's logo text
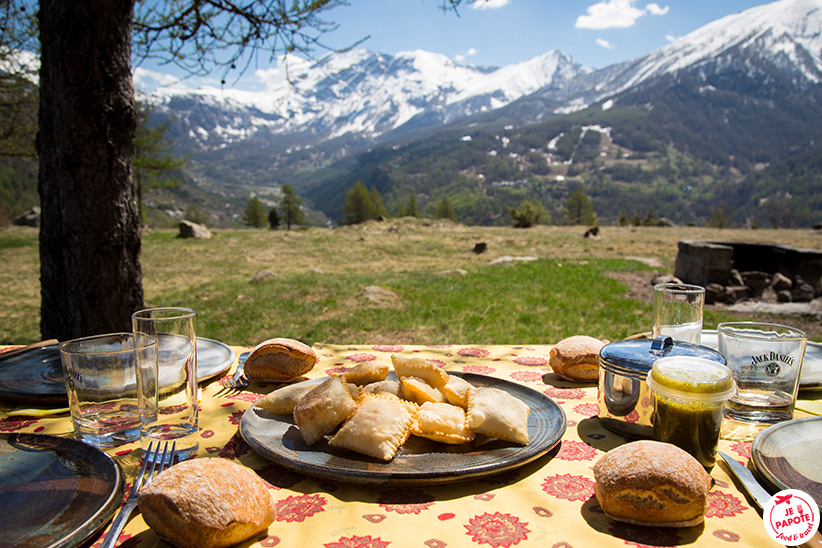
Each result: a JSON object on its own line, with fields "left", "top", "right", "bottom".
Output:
{"left": 746, "top": 351, "right": 795, "bottom": 377}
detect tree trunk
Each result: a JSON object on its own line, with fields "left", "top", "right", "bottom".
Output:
{"left": 37, "top": 0, "right": 143, "bottom": 341}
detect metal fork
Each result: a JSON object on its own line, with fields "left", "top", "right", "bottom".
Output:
{"left": 219, "top": 351, "right": 249, "bottom": 389}
{"left": 100, "top": 441, "right": 176, "bottom": 548}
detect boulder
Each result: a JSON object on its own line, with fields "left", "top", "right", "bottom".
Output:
{"left": 13, "top": 207, "right": 40, "bottom": 227}
{"left": 729, "top": 269, "right": 745, "bottom": 286}
{"left": 649, "top": 273, "right": 682, "bottom": 286}
{"left": 771, "top": 272, "right": 793, "bottom": 291}
{"left": 792, "top": 280, "right": 815, "bottom": 303}
{"left": 179, "top": 220, "right": 211, "bottom": 239}
{"left": 741, "top": 271, "right": 770, "bottom": 297}
{"left": 704, "top": 283, "right": 725, "bottom": 305}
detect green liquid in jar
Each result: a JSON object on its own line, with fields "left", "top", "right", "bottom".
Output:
{"left": 653, "top": 396, "right": 724, "bottom": 470}
{"left": 649, "top": 358, "right": 734, "bottom": 471}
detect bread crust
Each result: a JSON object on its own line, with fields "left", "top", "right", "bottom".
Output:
{"left": 593, "top": 440, "right": 712, "bottom": 528}
{"left": 244, "top": 337, "right": 317, "bottom": 381}
{"left": 549, "top": 335, "right": 605, "bottom": 382}
{"left": 138, "top": 458, "right": 276, "bottom": 548}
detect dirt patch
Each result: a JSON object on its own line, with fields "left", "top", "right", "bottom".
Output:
{"left": 605, "top": 270, "right": 655, "bottom": 304}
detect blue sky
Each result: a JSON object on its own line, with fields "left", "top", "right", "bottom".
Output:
{"left": 135, "top": 0, "right": 772, "bottom": 92}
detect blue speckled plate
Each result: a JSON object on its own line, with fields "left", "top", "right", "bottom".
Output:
{"left": 0, "top": 433, "right": 123, "bottom": 548}
{"left": 240, "top": 372, "right": 566, "bottom": 486}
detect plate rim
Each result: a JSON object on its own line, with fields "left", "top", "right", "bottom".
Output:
{"left": 240, "top": 372, "right": 566, "bottom": 486}
{"left": 0, "top": 337, "right": 236, "bottom": 403}
{"left": 751, "top": 416, "right": 822, "bottom": 497}
{"left": 0, "top": 432, "right": 124, "bottom": 548}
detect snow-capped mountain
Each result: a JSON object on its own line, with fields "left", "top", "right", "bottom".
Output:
{"left": 151, "top": 48, "right": 589, "bottom": 151}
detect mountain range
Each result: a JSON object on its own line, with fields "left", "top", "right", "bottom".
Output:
{"left": 148, "top": 0, "right": 822, "bottom": 228}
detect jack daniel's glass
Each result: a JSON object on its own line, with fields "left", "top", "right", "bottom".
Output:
{"left": 718, "top": 322, "right": 807, "bottom": 423}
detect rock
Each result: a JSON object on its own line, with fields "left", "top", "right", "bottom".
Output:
{"left": 770, "top": 272, "right": 793, "bottom": 291}
{"left": 250, "top": 270, "right": 278, "bottom": 284}
{"left": 472, "top": 242, "right": 487, "bottom": 254}
{"left": 729, "top": 269, "right": 745, "bottom": 286}
{"left": 360, "top": 285, "right": 399, "bottom": 303}
{"left": 434, "top": 269, "right": 468, "bottom": 276}
{"left": 649, "top": 273, "right": 682, "bottom": 286}
{"left": 724, "top": 285, "right": 751, "bottom": 304}
{"left": 179, "top": 220, "right": 211, "bottom": 239}
{"left": 488, "top": 256, "right": 538, "bottom": 266}
{"left": 583, "top": 226, "right": 600, "bottom": 238}
{"left": 793, "top": 281, "right": 815, "bottom": 303}
{"left": 705, "top": 283, "right": 725, "bottom": 305}
{"left": 13, "top": 207, "right": 40, "bottom": 227}
{"left": 741, "top": 271, "right": 770, "bottom": 297}
{"left": 776, "top": 289, "right": 793, "bottom": 303}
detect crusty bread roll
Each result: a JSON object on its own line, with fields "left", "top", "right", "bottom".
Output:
{"left": 593, "top": 440, "right": 712, "bottom": 528}
{"left": 548, "top": 335, "right": 605, "bottom": 382}
{"left": 138, "top": 458, "right": 276, "bottom": 548}
{"left": 244, "top": 337, "right": 317, "bottom": 381}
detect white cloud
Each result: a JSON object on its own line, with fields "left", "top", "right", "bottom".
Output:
{"left": 455, "top": 47, "right": 480, "bottom": 62}
{"left": 133, "top": 67, "right": 182, "bottom": 91}
{"left": 596, "top": 38, "right": 616, "bottom": 49}
{"left": 646, "top": 3, "right": 670, "bottom": 15}
{"left": 665, "top": 33, "right": 677, "bottom": 42}
{"left": 575, "top": 0, "right": 669, "bottom": 30}
{"left": 470, "top": 0, "right": 510, "bottom": 10}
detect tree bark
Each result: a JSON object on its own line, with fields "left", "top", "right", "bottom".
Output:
{"left": 37, "top": 0, "right": 143, "bottom": 341}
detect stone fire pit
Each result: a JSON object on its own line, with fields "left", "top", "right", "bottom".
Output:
{"left": 673, "top": 240, "right": 822, "bottom": 305}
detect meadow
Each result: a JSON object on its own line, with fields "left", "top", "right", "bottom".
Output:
{"left": 2, "top": 219, "right": 820, "bottom": 346}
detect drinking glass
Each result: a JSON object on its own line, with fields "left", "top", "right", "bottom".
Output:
{"left": 652, "top": 283, "right": 705, "bottom": 344}
{"left": 59, "top": 333, "right": 154, "bottom": 447}
{"left": 132, "top": 307, "right": 198, "bottom": 461}
{"left": 718, "top": 322, "right": 807, "bottom": 423}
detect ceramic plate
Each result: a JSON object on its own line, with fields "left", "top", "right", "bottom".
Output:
{"left": 240, "top": 372, "right": 566, "bottom": 486}
{"left": 0, "top": 432, "right": 123, "bottom": 548}
{"left": 700, "top": 330, "right": 822, "bottom": 391}
{"left": 751, "top": 416, "right": 822, "bottom": 509}
{"left": 0, "top": 337, "right": 235, "bottom": 403}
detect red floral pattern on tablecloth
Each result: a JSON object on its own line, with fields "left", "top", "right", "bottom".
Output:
{"left": 324, "top": 535, "right": 389, "bottom": 548}
{"left": 555, "top": 440, "right": 598, "bottom": 461}
{"left": 542, "top": 387, "right": 585, "bottom": 400}
{"left": 458, "top": 348, "right": 490, "bottom": 358}
{"left": 372, "top": 345, "right": 404, "bottom": 353}
{"left": 377, "top": 489, "right": 435, "bottom": 514}
{"left": 463, "top": 365, "right": 496, "bottom": 375}
{"left": 707, "top": 490, "right": 748, "bottom": 518}
{"left": 512, "top": 356, "right": 548, "bottom": 367}
{"left": 541, "top": 474, "right": 595, "bottom": 501}
{"left": 0, "top": 418, "right": 36, "bottom": 432}
{"left": 509, "top": 371, "right": 544, "bottom": 383}
{"left": 464, "top": 512, "right": 529, "bottom": 547}
{"left": 225, "top": 391, "right": 261, "bottom": 403}
{"left": 275, "top": 493, "right": 327, "bottom": 522}
{"left": 713, "top": 529, "right": 741, "bottom": 542}
{"left": 572, "top": 402, "right": 599, "bottom": 418}
{"left": 347, "top": 353, "right": 377, "bottom": 363}
{"left": 731, "top": 441, "right": 752, "bottom": 459}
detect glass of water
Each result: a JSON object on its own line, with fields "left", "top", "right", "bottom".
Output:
{"left": 652, "top": 283, "right": 705, "bottom": 344}
{"left": 132, "top": 307, "right": 198, "bottom": 461}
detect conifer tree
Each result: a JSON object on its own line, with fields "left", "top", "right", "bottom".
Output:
{"left": 342, "top": 181, "right": 374, "bottom": 224}
{"left": 279, "top": 184, "right": 305, "bottom": 229}
{"left": 370, "top": 186, "right": 388, "bottom": 219}
{"left": 563, "top": 187, "right": 597, "bottom": 226}
{"left": 244, "top": 196, "right": 266, "bottom": 228}
{"left": 434, "top": 196, "right": 457, "bottom": 221}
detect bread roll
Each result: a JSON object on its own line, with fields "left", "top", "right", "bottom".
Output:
{"left": 548, "top": 335, "right": 605, "bottom": 382}
{"left": 593, "top": 440, "right": 712, "bottom": 528}
{"left": 138, "top": 458, "right": 276, "bottom": 548}
{"left": 244, "top": 338, "right": 317, "bottom": 381}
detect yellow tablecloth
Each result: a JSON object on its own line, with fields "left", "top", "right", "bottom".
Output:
{"left": 0, "top": 343, "right": 817, "bottom": 548}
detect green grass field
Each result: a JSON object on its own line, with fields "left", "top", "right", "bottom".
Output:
{"left": 2, "top": 220, "right": 820, "bottom": 346}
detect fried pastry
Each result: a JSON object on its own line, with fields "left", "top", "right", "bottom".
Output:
{"left": 328, "top": 394, "right": 416, "bottom": 461}
{"left": 442, "top": 374, "right": 474, "bottom": 409}
{"left": 400, "top": 375, "right": 447, "bottom": 405}
{"left": 361, "top": 379, "right": 403, "bottom": 398}
{"left": 391, "top": 354, "right": 448, "bottom": 390}
{"left": 467, "top": 386, "right": 530, "bottom": 445}
{"left": 337, "top": 361, "right": 390, "bottom": 385}
{"left": 255, "top": 382, "right": 314, "bottom": 415}
{"left": 293, "top": 376, "right": 357, "bottom": 445}
{"left": 412, "top": 402, "right": 475, "bottom": 444}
